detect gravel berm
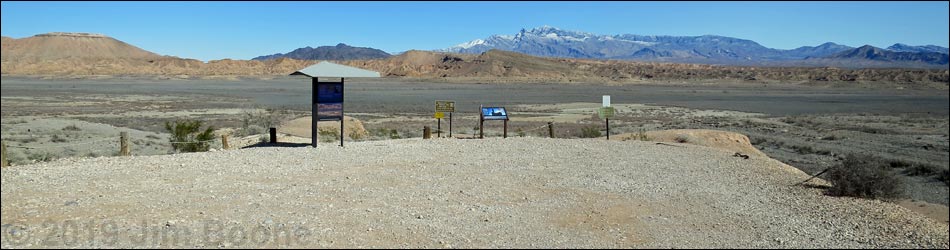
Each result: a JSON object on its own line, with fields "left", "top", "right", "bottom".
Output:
{"left": 2, "top": 138, "right": 947, "bottom": 248}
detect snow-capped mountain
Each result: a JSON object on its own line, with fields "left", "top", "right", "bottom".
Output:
{"left": 436, "top": 26, "right": 947, "bottom": 66}
{"left": 886, "top": 43, "right": 950, "bottom": 54}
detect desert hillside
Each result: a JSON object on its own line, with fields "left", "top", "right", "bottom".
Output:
{"left": 1, "top": 138, "right": 947, "bottom": 248}
{"left": 1, "top": 33, "right": 948, "bottom": 84}
{"left": 0, "top": 32, "right": 160, "bottom": 61}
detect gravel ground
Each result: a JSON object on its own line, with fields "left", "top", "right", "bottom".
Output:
{"left": 1, "top": 138, "right": 947, "bottom": 248}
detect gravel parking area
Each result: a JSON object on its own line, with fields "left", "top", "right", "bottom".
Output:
{"left": 2, "top": 138, "right": 947, "bottom": 248}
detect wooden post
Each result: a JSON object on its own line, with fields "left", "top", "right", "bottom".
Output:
{"left": 1, "top": 141, "right": 8, "bottom": 167}
{"left": 449, "top": 112, "right": 453, "bottom": 138}
{"left": 437, "top": 118, "right": 441, "bottom": 138}
{"left": 312, "top": 77, "right": 318, "bottom": 148}
{"left": 479, "top": 105, "right": 484, "bottom": 139}
{"left": 503, "top": 119, "right": 508, "bottom": 139}
{"left": 606, "top": 118, "right": 610, "bottom": 140}
{"left": 341, "top": 77, "right": 345, "bottom": 148}
{"left": 119, "top": 132, "right": 130, "bottom": 156}
{"left": 479, "top": 118, "right": 484, "bottom": 139}
{"left": 423, "top": 126, "right": 431, "bottom": 139}
{"left": 269, "top": 128, "right": 277, "bottom": 144}
{"left": 548, "top": 122, "right": 554, "bottom": 138}
{"left": 221, "top": 135, "right": 230, "bottom": 150}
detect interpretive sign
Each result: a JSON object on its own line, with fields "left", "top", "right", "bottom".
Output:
{"left": 598, "top": 107, "right": 616, "bottom": 119}
{"left": 316, "top": 82, "right": 344, "bottom": 121}
{"left": 481, "top": 107, "right": 509, "bottom": 120}
{"left": 436, "top": 100, "right": 456, "bottom": 113}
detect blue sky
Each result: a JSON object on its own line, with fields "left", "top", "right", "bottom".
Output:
{"left": 2, "top": 1, "right": 948, "bottom": 61}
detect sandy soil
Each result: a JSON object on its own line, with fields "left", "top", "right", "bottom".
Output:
{"left": 2, "top": 138, "right": 947, "bottom": 248}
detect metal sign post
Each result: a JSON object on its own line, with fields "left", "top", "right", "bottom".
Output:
{"left": 598, "top": 107, "right": 615, "bottom": 139}
{"left": 604, "top": 95, "right": 611, "bottom": 140}
{"left": 436, "top": 101, "right": 456, "bottom": 138}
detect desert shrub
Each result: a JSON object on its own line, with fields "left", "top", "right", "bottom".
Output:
{"left": 62, "top": 125, "right": 82, "bottom": 131}
{"left": 165, "top": 120, "right": 215, "bottom": 153}
{"left": 674, "top": 134, "right": 691, "bottom": 143}
{"left": 579, "top": 126, "right": 602, "bottom": 138}
{"left": 50, "top": 134, "right": 68, "bottom": 143}
{"left": 349, "top": 130, "right": 365, "bottom": 141}
{"left": 938, "top": 170, "right": 950, "bottom": 186}
{"left": 389, "top": 129, "right": 402, "bottom": 139}
{"left": 516, "top": 128, "right": 526, "bottom": 137}
{"left": 826, "top": 154, "right": 903, "bottom": 200}
{"left": 750, "top": 137, "right": 767, "bottom": 145}
{"left": 820, "top": 135, "right": 842, "bottom": 141}
{"left": 903, "top": 163, "right": 942, "bottom": 177}
{"left": 319, "top": 129, "right": 339, "bottom": 142}
{"left": 791, "top": 145, "right": 816, "bottom": 155}
{"left": 27, "top": 151, "right": 56, "bottom": 163}
{"left": 240, "top": 108, "right": 283, "bottom": 136}
{"left": 17, "top": 137, "right": 38, "bottom": 144}
{"left": 632, "top": 129, "right": 650, "bottom": 141}
{"left": 888, "top": 159, "right": 914, "bottom": 169}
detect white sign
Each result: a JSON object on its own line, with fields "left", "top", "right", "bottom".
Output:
{"left": 603, "top": 95, "right": 611, "bottom": 107}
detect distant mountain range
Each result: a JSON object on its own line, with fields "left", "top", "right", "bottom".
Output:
{"left": 252, "top": 43, "right": 391, "bottom": 61}
{"left": 2, "top": 32, "right": 948, "bottom": 82}
{"left": 435, "top": 26, "right": 949, "bottom": 68}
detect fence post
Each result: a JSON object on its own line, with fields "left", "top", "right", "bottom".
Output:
{"left": 119, "top": 132, "right": 131, "bottom": 156}
{"left": 222, "top": 135, "right": 230, "bottom": 150}
{"left": 548, "top": 122, "right": 554, "bottom": 138}
{"left": 1, "top": 141, "right": 8, "bottom": 167}
{"left": 423, "top": 126, "right": 431, "bottom": 139}
{"left": 269, "top": 128, "right": 277, "bottom": 144}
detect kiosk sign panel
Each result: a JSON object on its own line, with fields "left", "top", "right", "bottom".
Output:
{"left": 317, "top": 82, "right": 343, "bottom": 121}
{"left": 482, "top": 107, "right": 509, "bottom": 120}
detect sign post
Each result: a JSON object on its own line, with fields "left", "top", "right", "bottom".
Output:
{"left": 600, "top": 95, "right": 614, "bottom": 140}
{"left": 436, "top": 100, "right": 455, "bottom": 138}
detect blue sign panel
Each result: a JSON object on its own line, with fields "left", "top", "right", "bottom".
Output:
{"left": 317, "top": 82, "right": 343, "bottom": 121}
{"left": 481, "top": 107, "right": 508, "bottom": 120}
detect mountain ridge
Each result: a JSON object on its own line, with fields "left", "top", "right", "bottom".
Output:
{"left": 437, "top": 26, "right": 948, "bottom": 68}
{"left": 251, "top": 43, "right": 391, "bottom": 61}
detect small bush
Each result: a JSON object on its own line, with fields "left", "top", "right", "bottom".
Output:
{"left": 791, "top": 145, "right": 816, "bottom": 155}
{"left": 633, "top": 129, "right": 649, "bottom": 141}
{"left": 674, "top": 134, "right": 690, "bottom": 143}
{"left": 750, "top": 137, "right": 767, "bottom": 145}
{"left": 165, "top": 120, "right": 216, "bottom": 153}
{"left": 820, "top": 135, "right": 842, "bottom": 141}
{"left": 17, "top": 137, "right": 38, "bottom": 144}
{"left": 62, "top": 125, "right": 82, "bottom": 131}
{"left": 27, "top": 151, "right": 56, "bottom": 163}
{"left": 516, "top": 128, "right": 526, "bottom": 137}
{"left": 319, "top": 129, "right": 339, "bottom": 142}
{"left": 938, "top": 170, "right": 950, "bottom": 186}
{"left": 903, "top": 164, "right": 941, "bottom": 176}
{"left": 579, "top": 126, "right": 602, "bottom": 138}
{"left": 888, "top": 160, "right": 914, "bottom": 169}
{"left": 389, "top": 129, "right": 401, "bottom": 139}
{"left": 50, "top": 134, "right": 68, "bottom": 143}
{"left": 826, "top": 154, "right": 903, "bottom": 200}
{"left": 349, "top": 130, "right": 364, "bottom": 141}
